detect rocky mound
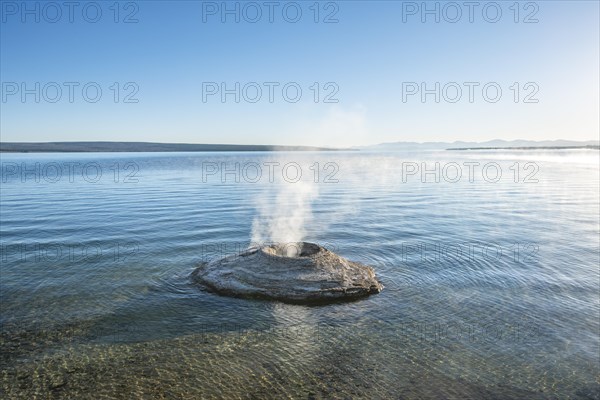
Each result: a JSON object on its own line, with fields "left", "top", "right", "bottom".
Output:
{"left": 191, "top": 242, "right": 383, "bottom": 304}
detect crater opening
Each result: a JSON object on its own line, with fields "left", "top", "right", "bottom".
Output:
{"left": 262, "top": 242, "right": 321, "bottom": 258}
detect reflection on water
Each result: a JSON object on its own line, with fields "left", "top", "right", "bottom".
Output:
{"left": 1, "top": 150, "right": 599, "bottom": 398}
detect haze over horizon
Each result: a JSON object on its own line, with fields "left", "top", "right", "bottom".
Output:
{"left": 1, "top": 1, "right": 599, "bottom": 147}
{"left": 1, "top": 138, "right": 598, "bottom": 148}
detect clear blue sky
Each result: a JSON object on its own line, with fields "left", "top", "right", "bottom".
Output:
{"left": 1, "top": 0, "right": 598, "bottom": 146}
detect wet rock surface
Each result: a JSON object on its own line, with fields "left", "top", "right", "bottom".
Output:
{"left": 191, "top": 242, "right": 384, "bottom": 304}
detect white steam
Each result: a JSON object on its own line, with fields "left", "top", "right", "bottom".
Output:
{"left": 250, "top": 177, "right": 319, "bottom": 246}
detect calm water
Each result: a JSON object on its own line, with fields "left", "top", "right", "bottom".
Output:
{"left": 1, "top": 150, "right": 599, "bottom": 399}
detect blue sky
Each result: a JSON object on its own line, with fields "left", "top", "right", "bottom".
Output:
{"left": 1, "top": 0, "right": 598, "bottom": 146}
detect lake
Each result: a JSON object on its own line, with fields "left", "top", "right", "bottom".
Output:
{"left": 1, "top": 150, "right": 598, "bottom": 399}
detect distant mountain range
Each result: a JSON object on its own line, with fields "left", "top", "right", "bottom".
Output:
{"left": 0, "top": 140, "right": 597, "bottom": 153}
{"left": 0, "top": 142, "right": 342, "bottom": 153}
{"left": 357, "top": 139, "right": 600, "bottom": 151}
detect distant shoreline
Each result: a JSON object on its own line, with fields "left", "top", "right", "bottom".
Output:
{"left": 0, "top": 142, "right": 350, "bottom": 153}
{"left": 2, "top": 142, "right": 598, "bottom": 153}
{"left": 447, "top": 145, "right": 600, "bottom": 151}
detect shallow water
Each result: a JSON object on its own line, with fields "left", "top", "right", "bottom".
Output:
{"left": 1, "top": 150, "right": 599, "bottom": 399}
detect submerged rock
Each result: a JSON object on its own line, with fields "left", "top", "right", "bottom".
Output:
{"left": 191, "top": 242, "right": 383, "bottom": 304}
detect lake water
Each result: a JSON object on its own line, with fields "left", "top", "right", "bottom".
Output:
{"left": 1, "top": 150, "right": 599, "bottom": 399}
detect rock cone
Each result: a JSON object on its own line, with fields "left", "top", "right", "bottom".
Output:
{"left": 192, "top": 242, "right": 383, "bottom": 304}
